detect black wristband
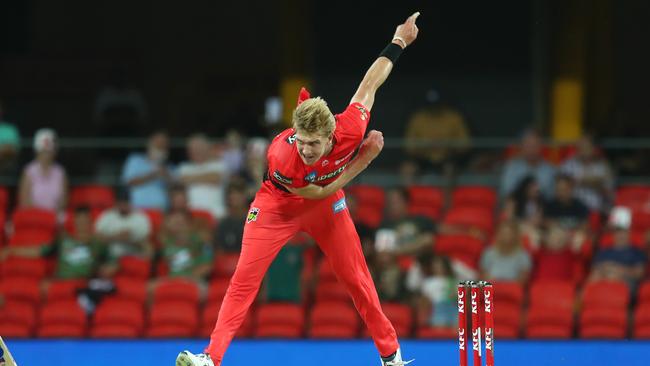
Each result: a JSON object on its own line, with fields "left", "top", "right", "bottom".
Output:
{"left": 379, "top": 42, "right": 403, "bottom": 64}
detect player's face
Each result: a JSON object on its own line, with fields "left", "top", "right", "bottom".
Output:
{"left": 295, "top": 131, "right": 331, "bottom": 166}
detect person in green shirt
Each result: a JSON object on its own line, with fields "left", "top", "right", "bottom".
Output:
{"left": 264, "top": 235, "right": 308, "bottom": 303}
{"left": 0, "top": 99, "right": 20, "bottom": 171}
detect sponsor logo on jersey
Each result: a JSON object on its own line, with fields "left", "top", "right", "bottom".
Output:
{"left": 335, "top": 150, "right": 355, "bottom": 165}
{"left": 246, "top": 207, "right": 260, "bottom": 223}
{"left": 304, "top": 171, "right": 317, "bottom": 183}
{"left": 322, "top": 159, "right": 329, "bottom": 167}
{"left": 332, "top": 197, "right": 347, "bottom": 213}
{"left": 315, "top": 164, "right": 347, "bottom": 182}
{"left": 286, "top": 134, "right": 296, "bottom": 145}
{"left": 273, "top": 170, "right": 293, "bottom": 185}
{"left": 354, "top": 105, "right": 368, "bottom": 120}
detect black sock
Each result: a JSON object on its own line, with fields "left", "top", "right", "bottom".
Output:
{"left": 381, "top": 352, "right": 397, "bottom": 361}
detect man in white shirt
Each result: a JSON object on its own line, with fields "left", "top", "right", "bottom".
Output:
{"left": 95, "top": 187, "right": 152, "bottom": 277}
{"left": 178, "top": 134, "right": 228, "bottom": 219}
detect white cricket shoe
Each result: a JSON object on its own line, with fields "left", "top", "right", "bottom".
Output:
{"left": 176, "top": 350, "right": 215, "bottom": 366}
{"left": 380, "top": 348, "right": 414, "bottom": 366}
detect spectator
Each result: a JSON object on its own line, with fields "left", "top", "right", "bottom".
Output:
{"left": 502, "top": 176, "right": 544, "bottom": 248}
{"left": 346, "top": 194, "right": 376, "bottom": 259}
{"left": 94, "top": 187, "right": 152, "bottom": 277}
{"left": 2, "top": 206, "right": 103, "bottom": 280}
{"left": 168, "top": 184, "right": 212, "bottom": 244}
{"left": 401, "top": 97, "right": 470, "bottom": 182}
{"left": 213, "top": 182, "right": 249, "bottom": 254}
{"left": 544, "top": 174, "right": 590, "bottom": 231}
{"left": 501, "top": 130, "right": 555, "bottom": 199}
{"left": 532, "top": 224, "right": 584, "bottom": 283}
{"left": 589, "top": 207, "right": 646, "bottom": 287}
{"left": 18, "top": 128, "right": 68, "bottom": 212}
{"left": 0, "top": 99, "right": 20, "bottom": 170}
{"left": 178, "top": 134, "right": 228, "bottom": 219}
{"left": 158, "top": 211, "right": 212, "bottom": 282}
{"left": 265, "top": 236, "right": 307, "bottom": 303}
{"left": 221, "top": 129, "right": 245, "bottom": 175}
{"left": 407, "top": 254, "right": 457, "bottom": 328}
{"left": 561, "top": 135, "right": 614, "bottom": 212}
{"left": 372, "top": 250, "right": 405, "bottom": 301}
{"left": 374, "top": 187, "right": 435, "bottom": 256}
{"left": 241, "top": 137, "right": 269, "bottom": 196}
{"left": 480, "top": 220, "right": 532, "bottom": 283}
{"left": 121, "top": 131, "right": 174, "bottom": 210}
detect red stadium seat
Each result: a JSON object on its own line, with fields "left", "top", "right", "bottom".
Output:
{"left": 493, "top": 303, "right": 522, "bottom": 339}
{"left": 142, "top": 208, "right": 164, "bottom": 235}
{"left": 0, "top": 278, "right": 41, "bottom": 305}
{"left": 615, "top": 185, "right": 650, "bottom": 211}
{"left": 93, "top": 298, "right": 144, "bottom": 334}
{"left": 45, "top": 279, "right": 87, "bottom": 302}
{"left": 354, "top": 205, "right": 384, "bottom": 228}
{"left": 0, "top": 323, "right": 31, "bottom": 338}
{"left": 525, "top": 307, "right": 573, "bottom": 339}
{"left": 491, "top": 282, "right": 524, "bottom": 308}
{"left": 213, "top": 254, "right": 240, "bottom": 279}
{"left": 254, "top": 303, "right": 305, "bottom": 338}
{"left": 633, "top": 304, "right": 650, "bottom": 339}
{"left": 69, "top": 185, "right": 115, "bottom": 210}
{"left": 113, "top": 277, "right": 147, "bottom": 304}
{"left": 381, "top": 303, "right": 413, "bottom": 337}
{"left": 37, "top": 300, "right": 87, "bottom": 338}
{"left": 199, "top": 301, "right": 254, "bottom": 338}
{"left": 115, "top": 256, "right": 151, "bottom": 280}
{"left": 315, "top": 281, "right": 350, "bottom": 303}
{"left": 416, "top": 326, "right": 456, "bottom": 339}
{"left": 529, "top": 281, "right": 575, "bottom": 311}
{"left": 207, "top": 278, "right": 231, "bottom": 303}
{"left": 582, "top": 281, "right": 630, "bottom": 309}
{"left": 153, "top": 278, "right": 200, "bottom": 305}
{"left": 434, "top": 234, "right": 484, "bottom": 268}
{"left": 443, "top": 206, "right": 494, "bottom": 237}
{"left": 9, "top": 208, "right": 57, "bottom": 246}
{"left": 407, "top": 185, "right": 444, "bottom": 221}
{"left": 632, "top": 209, "right": 650, "bottom": 232}
{"left": 310, "top": 302, "right": 359, "bottom": 331}
{"left": 451, "top": 186, "right": 497, "bottom": 210}
{"left": 317, "top": 260, "right": 338, "bottom": 284}
{"left": 0, "top": 301, "right": 37, "bottom": 332}
{"left": 637, "top": 281, "right": 650, "bottom": 306}
{"left": 0, "top": 256, "right": 48, "bottom": 280}
{"left": 147, "top": 301, "right": 198, "bottom": 337}
{"left": 579, "top": 308, "right": 628, "bottom": 339}
{"left": 346, "top": 185, "right": 385, "bottom": 211}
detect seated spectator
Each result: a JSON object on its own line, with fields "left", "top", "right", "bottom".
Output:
{"left": 221, "top": 129, "right": 245, "bottom": 175}
{"left": 213, "top": 182, "right": 250, "bottom": 254}
{"left": 532, "top": 224, "right": 584, "bottom": 283}
{"left": 480, "top": 220, "right": 532, "bottom": 283}
{"left": 374, "top": 187, "right": 435, "bottom": 256}
{"left": 18, "top": 128, "right": 68, "bottom": 212}
{"left": 401, "top": 96, "right": 470, "bottom": 182}
{"left": 372, "top": 250, "right": 406, "bottom": 302}
{"left": 3, "top": 206, "right": 103, "bottom": 280}
{"left": 158, "top": 211, "right": 212, "bottom": 283}
{"left": 0, "top": 99, "right": 20, "bottom": 170}
{"left": 264, "top": 235, "right": 308, "bottom": 303}
{"left": 178, "top": 134, "right": 228, "bottom": 219}
{"left": 94, "top": 187, "right": 152, "bottom": 277}
{"left": 544, "top": 174, "right": 590, "bottom": 231}
{"left": 503, "top": 176, "right": 545, "bottom": 249}
{"left": 589, "top": 207, "right": 646, "bottom": 287}
{"left": 168, "top": 185, "right": 211, "bottom": 242}
{"left": 561, "top": 135, "right": 614, "bottom": 213}
{"left": 500, "top": 129, "right": 555, "bottom": 199}
{"left": 240, "top": 137, "right": 269, "bottom": 197}
{"left": 407, "top": 254, "right": 457, "bottom": 327}
{"left": 121, "top": 130, "right": 173, "bottom": 210}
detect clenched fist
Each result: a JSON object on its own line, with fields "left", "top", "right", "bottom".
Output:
{"left": 358, "top": 130, "right": 384, "bottom": 165}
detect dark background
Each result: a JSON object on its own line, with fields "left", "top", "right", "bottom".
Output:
{"left": 1, "top": 0, "right": 649, "bottom": 139}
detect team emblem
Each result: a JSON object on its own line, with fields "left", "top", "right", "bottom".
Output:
{"left": 246, "top": 207, "right": 260, "bottom": 223}
{"left": 354, "top": 105, "right": 368, "bottom": 120}
{"left": 322, "top": 160, "right": 329, "bottom": 167}
{"left": 304, "top": 171, "right": 317, "bottom": 183}
{"left": 286, "top": 134, "right": 297, "bottom": 144}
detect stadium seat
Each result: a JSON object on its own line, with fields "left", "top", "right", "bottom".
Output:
{"left": 315, "top": 281, "right": 351, "bottom": 303}
{"left": 407, "top": 185, "right": 444, "bottom": 221}
{"left": 615, "top": 185, "right": 650, "bottom": 211}
{"left": 493, "top": 302, "right": 522, "bottom": 339}
{"left": 69, "top": 185, "right": 115, "bottom": 209}
{"left": 0, "top": 278, "right": 41, "bottom": 305}
{"left": 45, "top": 279, "right": 87, "bottom": 302}
{"left": 92, "top": 298, "right": 143, "bottom": 336}
{"left": 354, "top": 205, "right": 384, "bottom": 228}
{"left": 0, "top": 323, "right": 31, "bottom": 338}
{"left": 310, "top": 302, "right": 359, "bottom": 335}
{"left": 199, "top": 301, "right": 254, "bottom": 338}
{"left": 416, "top": 326, "right": 456, "bottom": 339}
{"left": 346, "top": 185, "right": 385, "bottom": 228}
{"left": 142, "top": 208, "right": 164, "bottom": 236}
{"left": 213, "top": 253, "right": 240, "bottom": 279}
{"left": 581, "top": 281, "right": 630, "bottom": 309}
{"left": 381, "top": 303, "right": 413, "bottom": 337}
{"left": 0, "top": 256, "right": 48, "bottom": 280}
{"left": 434, "top": 234, "right": 484, "bottom": 268}
{"left": 115, "top": 256, "right": 151, "bottom": 280}
{"left": 113, "top": 277, "right": 147, "bottom": 304}
{"left": 9, "top": 208, "right": 57, "bottom": 246}
{"left": 443, "top": 206, "right": 494, "bottom": 237}
{"left": 317, "top": 259, "right": 338, "bottom": 283}
{"left": 632, "top": 209, "right": 650, "bottom": 232}
{"left": 525, "top": 307, "right": 573, "bottom": 339}
{"left": 147, "top": 301, "right": 198, "bottom": 337}
{"left": 491, "top": 282, "right": 524, "bottom": 308}
{"left": 579, "top": 308, "right": 628, "bottom": 339}
{"left": 529, "top": 281, "right": 575, "bottom": 311}
{"left": 633, "top": 304, "right": 650, "bottom": 339}
{"left": 152, "top": 278, "right": 200, "bottom": 306}
{"left": 207, "top": 278, "right": 231, "bottom": 303}
{"left": 637, "top": 281, "right": 650, "bottom": 305}
{"left": 0, "top": 301, "right": 37, "bottom": 335}
{"left": 254, "top": 303, "right": 305, "bottom": 338}
{"left": 37, "top": 300, "right": 87, "bottom": 338}
{"left": 451, "top": 186, "right": 497, "bottom": 210}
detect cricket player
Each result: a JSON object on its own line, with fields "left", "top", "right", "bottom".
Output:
{"left": 177, "top": 11, "right": 420, "bottom": 366}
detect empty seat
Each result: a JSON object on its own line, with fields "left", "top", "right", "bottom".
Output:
{"left": 451, "top": 186, "right": 497, "bottom": 210}
{"left": 37, "top": 300, "right": 87, "bottom": 337}
{"left": 256, "top": 324, "right": 303, "bottom": 338}
{"left": 0, "top": 256, "right": 48, "bottom": 280}
{"left": 525, "top": 307, "right": 573, "bottom": 339}
{"left": 0, "top": 301, "right": 37, "bottom": 334}
{"left": 579, "top": 308, "right": 627, "bottom": 339}
{"left": 213, "top": 254, "right": 240, "bottom": 279}
{"left": 315, "top": 281, "right": 350, "bottom": 303}
{"left": 115, "top": 256, "right": 151, "bottom": 280}
{"left": 153, "top": 278, "right": 200, "bottom": 305}
{"left": 346, "top": 185, "right": 385, "bottom": 211}
{"left": 637, "top": 281, "right": 650, "bottom": 305}
{"left": 0, "top": 278, "right": 41, "bottom": 305}
{"left": 254, "top": 302, "right": 305, "bottom": 338}
{"left": 207, "top": 278, "right": 231, "bottom": 303}
{"left": 407, "top": 185, "right": 444, "bottom": 221}
{"left": 92, "top": 298, "right": 144, "bottom": 335}
{"left": 113, "top": 277, "right": 147, "bottom": 304}
{"left": 434, "top": 234, "right": 484, "bottom": 268}
{"left": 529, "top": 281, "right": 575, "bottom": 311}
{"left": 615, "top": 185, "right": 650, "bottom": 210}
{"left": 443, "top": 206, "right": 494, "bottom": 237}
{"left": 198, "top": 301, "right": 254, "bottom": 338}
{"left": 146, "top": 301, "right": 198, "bottom": 337}
{"left": 381, "top": 303, "right": 413, "bottom": 337}
{"left": 582, "top": 281, "right": 630, "bottom": 309}
{"left": 0, "top": 323, "right": 31, "bottom": 338}
{"left": 493, "top": 303, "right": 522, "bottom": 339}
{"left": 633, "top": 304, "right": 650, "bottom": 339}
{"left": 9, "top": 208, "right": 57, "bottom": 246}
{"left": 310, "top": 302, "right": 359, "bottom": 331}
{"left": 69, "top": 185, "right": 115, "bottom": 210}
{"left": 45, "top": 279, "right": 87, "bottom": 302}
{"left": 492, "top": 282, "right": 524, "bottom": 308}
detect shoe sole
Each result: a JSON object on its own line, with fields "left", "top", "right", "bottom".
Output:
{"left": 176, "top": 352, "right": 193, "bottom": 366}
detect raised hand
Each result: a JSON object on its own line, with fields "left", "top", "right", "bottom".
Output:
{"left": 393, "top": 11, "right": 420, "bottom": 48}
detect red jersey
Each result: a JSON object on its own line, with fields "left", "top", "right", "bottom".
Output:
{"left": 266, "top": 102, "right": 370, "bottom": 192}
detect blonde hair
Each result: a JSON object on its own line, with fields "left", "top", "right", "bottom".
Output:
{"left": 292, "top": 97, "right": 335, "bottom": 137}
